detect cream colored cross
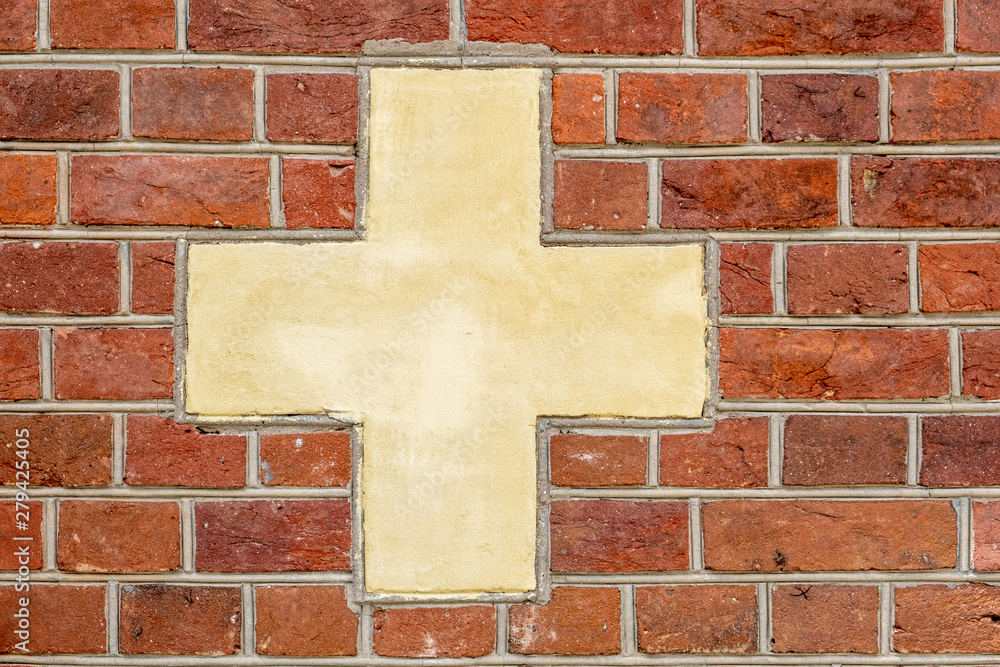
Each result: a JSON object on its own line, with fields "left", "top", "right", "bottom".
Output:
{"left": 185, "top": 69, "right": 707, "bottom": 597}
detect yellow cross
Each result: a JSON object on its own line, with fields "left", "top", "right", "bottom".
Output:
{"left": 185, "top": 69, "right": 707, "bottom": 597}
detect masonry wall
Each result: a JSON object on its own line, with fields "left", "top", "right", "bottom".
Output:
{"left": 3, "top": 0, "right": 1000, "bottom": 664}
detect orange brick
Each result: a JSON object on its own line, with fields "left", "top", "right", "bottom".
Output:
{"left": 58, "top": 500, "right": 180, "bottom": 572}
{"left": 509, "top": 587, "right": 620, "bottom": 655}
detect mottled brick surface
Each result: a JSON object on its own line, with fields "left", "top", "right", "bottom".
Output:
{"left": 0, "top": 70, "right": 119, "bottom": 140}
{"left": 0, "top": 585, "right": 106, "bottom": 654}
{"left": 973, "top": 502, "right": 1000, "bottom": 571}
{"left": 509, "top": 587, "right": 621, "bottom": 655}
{"left": 618, "top": 73, "right": 747, "bottom": 144}
{"left": 958, "top": 0, "right": 1000, "bottom": 52}
{"left": 894, "top": 584, "right": 1000, "bottom": 653}
{"left": 783, "top": 415, "right": 908, "bottom": 486}
{"left": 0, "top": 414, "right": 112, "bottom": 487}
{"left": 554, "top": 161, "right": 647, "bottom": 230}
{"left": 892, "top": 71, "right": 1000, "bottom": 142}
{"left": 0, "top": 0, "right": 36, "bottom": 51}
{"left": 120, "top": 585, "right": 241, "bottom": 655}
{"left": 786, "top": 243, "right": 909, "bottom": 314}
{"left": 58, "top": 501, "right": 180, "bottom": 572}
{"left": 50, "top": 0, "right": 174, "bottom": 49}
{"left": 772, "top": 585, "right": 879, "bottom": 653}
{"left": 0, "top": 242, "right": 119, "bottom": 315}
{"left": 282, "top": 159, "right": 356, "bottom": 229}
{"left": 0, "top": 154, "right": 57, "bottom": 225}
{"left": 126, "top": 416, "right": 245, "bottom": 488}
{"left": 659, "top": 417, "right": 769, "bottom": 488}
{"left": 53, "top": 328, "right": 173, "bottom": 400}
{"left": 256, "top": 586, "right": 358, "bottom": 656}
{"left": 552, "top": 73, "right": 605, "bottom": 145}
{"left": 374, "top": 606, "right": 495, "bottom": 658}
{"left": 962, "top": 330, "right": 1000, "bottom": 399}
{"left": 266, "top": 74, "right": 358, "bottom": 143}
{"left": 549, "top": 433, "right": 646, "bottom": 487}
{"left": 131, "top": 242, "right": 175, "bottom": 314}
{"left": 920, "top": 243, "right": 1000, "bottom": 312}
{"left": 636, "top": 585, "right": 758, "bottom": 654}
{"left": 720, "top": 243, "right": 773, "bottom": 314}
{"left": 921, "top": 416, "right": 1000, "bottom": 487}
{"left": 762, "top": 74, "right": 879, "bottom": 142}
{"left": 0, "top": 500, "right": 43, "bottom": 569}
{"left": 0, "top": 329, "right": 39, "bottom": 400}
{"left": 132, "top": 67, "right": 253, "bottom": 141}
{"left": 259, "top": 431, "right": 351, "bottom": 487}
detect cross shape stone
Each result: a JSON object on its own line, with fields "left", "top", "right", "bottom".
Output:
{"left": 185, "top": 69, "right": 708, "bottom": 597}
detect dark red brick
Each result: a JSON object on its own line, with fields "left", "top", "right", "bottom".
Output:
{"left": 772, "top": 585, "right": 879, "bottom": 653}
{"left": 661, "top": 159, "right": 838, "bottom": 229}
{"left": 132, "top": 68, "right": 253, "bottom": 141}
{"left": 50, "top": 0, "right": 174, "bottom": 49}
{"left": 552, "top": 73, "right": 605, "bottom": 145}
{"left": 550, "top": 433, "right": 646, "bottom": 487}
{"left": 550, "top": 499, "right": 688, "bottom": 572}
{"left": 553, "top": 161, "right": 647, "bottom": 230}
{"left": 0, "top": 414, "right": 112, "bottom": 487}
{"left": 0, "top": 70, "right": 118, "bottom": 140}
{"left": 0, "top": 585, "right": 105, "bottom": 654}
{"left": 637, "top": 585, "right": 757, "bottom": 654}
{"left": 196, "top": 499, "right": 350, "bottom": 572}
{"left": 256, "top": 586, "right": 358, "bottom": 656}
{"left": 0, "top": 242, "right": 119, "bottom": 315}
{"left": 131, "top": 242, "right": 174, "bottom": 314}
{"left": 719, "top": 328, "right": 950, "bottom": 400}
{"left": 120, "top": 584, "right": 240, "bottom": 655}
{"left": 0, "top": 0, "right": 36, "bottom": 51}
{"left": 266, "top": 74, "right": 358, "bottom": 143}
{"left": 963, "top": 330, "right": 1000, "bottom": 399}
{"left": 894, "top": 584, "right": 1000, "bottom": 653}
{"left": 0, "top": 501, "right": 43, "bottom": 570}
{"left": 920, "top": 244, "right": 1000, "bottom": 312}
{"left": 53, "top": 328, "right": 173, "bottom": 400}
{"left": 786, "top": 243, "right": 909, "bottom": 315}
{"left": 374, "top": 606, "right": 495, "bottom": 658}
{"left": 0, "top": 329, "right": 39, "bottom": 400}
{"left": 762, "top": 74, "right": 879, "bottom": 142}
{"left": 509, "top": 587, "right": 620, "bottom": 655}
{"left": 260, "top": 431, "right": 350, "bottom": 487}
{"left": 618, "top": 73, "right": 747, "bottom": 144}
{"left": 973, "top": 502, "right": 1000, "bottom": 570}
{"left": 892, "top": 71, "right": 1000, "bottom": 142}
{"left": 921, "top": 416, "right": 1000, "bottom": 487}
{"left": 958, "top": 0, "right": 1000, "bottom": 52}
{"left": 125, "top": 416, "right": 245, "bottom": 488}
{"left": 0, "top": 154, "right": 57, "bottom": 225}
{"left": 783, "top": 415, "right": 908, "bottom": 486}
{"left": 720, "top": 243, "right": 773, "bottom": 314}
{"left": 58, "top": 500, "right": 180, "bottom": 572}
{"left": 659, "top": 417, "right": 769, "bottom": 488}
{"left": 282, "top": 159, "right": 355, "bottom": 229}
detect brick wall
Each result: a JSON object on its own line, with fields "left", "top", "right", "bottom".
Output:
{"left": 3, "top": 0, "right": 1000, "bottom": 663}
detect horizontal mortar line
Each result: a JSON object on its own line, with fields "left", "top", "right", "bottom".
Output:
{"left": 556, "top": 143, "right": 1000, "bottom": 158}
{"left": 550, "top": 487, "right": 1000, "bottom": 500}
{"left": 0, "top": 140, "right": 356, "bottom": 155}
{"left": 541, "top": 417, "right": 712, "bottom": 429}
{"left": 717, "top": 400, "right": 1000, "bottom": 414}
{"left": 0, "top": 400, "right": 172, "bottom": 413}
{"left": 0, "top": 572, "right": 353, "bottom": 584}
{"left": 554, "top": 572, "right": 1000, "bottom": 585}
{"left": 0, "top": 488, "right": 351, "bottom": 499}
{"left": 719, "top": 315, "right": 1000, "bottom": 327}
{"left": 0, "top": 314, "right": 174, "bottom": 326}
{"left": 0, "top": 227, "right": 362, "bottom": 242}
{"left": 545, "top": 229, "right": 1000, "bottom": 245}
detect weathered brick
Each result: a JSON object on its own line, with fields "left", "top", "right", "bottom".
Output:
{"left": 617, "top": 73, "right": 747, "bottom": 144}
{"left": 132, "top": 68, "right": 253, "bottom": 141}
{"left": 702, "top": 500, "right": 957, "bottom": 571}
{"left": 467, "top": 0, "right": 682, "bottom": 54}
{"left": 0, "top": 154, "right": 57, "bottom": 225}
{"left": 920, "top": 244, "right": 1000, "bottom": 312}
{"left": 853, "top": 157, "right": 1000, "bottom": 228}
{"left": 921, "top": 416, "right": 1000, "bottom": 487}
{"left": 958, "top": 0, "right": 1000, "bottom": 52}
{"left": 552, "top": 73, "right": 605, "bottom": 145}
{"left": 120, "top": 584, "right": 240, "bottom": 655}
{"left": 549, "top": 433, "right": 646, "bottom": 487}
{"left": 894, "top": 584, "right": 1000, "bottom": 653}
{"left": 188, "top": 0, "right": 448, "bottom": 53}
{"left": 58, "top": 500, "right": 180, "bottom": 572}
{"left": 659, "top": 417, "right": 768, "bottom": 488}
{"left": 963, "top": 330, "right": 1000, "bottom": 399}
{"left": 636, "top": 585, "right": 757, "bottom": 654}
{"left": 719, "top": 328, "right": 950, "bottom": 400}
{"left": 266, "top": 74, "right": 358, "bottom": 143}
{"left": 0, "top": 70, "right": 118, "bottom": 140}
{"left": 256, "top": 585, "right": 358, "bottom": 656}
{"left": 509, "top": 587, "right": 620, "bottom": 655}
{"left": 71, "top": 155, "right": 270, "bottom": 227}
{"left": 260, "top": 431, "right": 351, "bottom": 487}
{"left": 131, "top": 242, "right": 175, "bottom": 314}
{"left": 53, "top": 328, "right": 173, "bottom": 400}
{"left": 973, "top": 502, "right": 1000, "bottom": 570}
{"left": 0, "top": 329, "right": 39, "bottom": 400}
{"left": 196, "top": 499, "right": 350, "bottom": 572}
{"left": 0, "top": 501, "right": 43, "bottom": 569}
{"left": 374, "top": 606, "right": 495, "bottom": 657}
{"left": 661, "top": 159, "right": 838, "bottom": 229}
{"left": 50, "top": 0, "right": 174, "bottom": 49}
{"left": 697, "top": 0, "right": 944, "bottom": 55}
{"left": 772, "top": 585, "right": 879, "bottom": 653}
{"left": 0, "top": 242, "right": 119, "bottom": 315}
{"left": 553, "top": 161, "right": 647, "bottom": 231}
{"left": 550, "top": 499, "right": 688, "bottom": 572}
{"left": 783, "top": 415, "right": 908, "bottom": 486}
{"left": 0, "top": 585, "right": 105, "bottom": 654}
{"left": 762, "top": 74, "right": 879, "bottom": 142}
{"left": 892, "top": 71, "right": 1000, "bottom": 142}
{"left": 0, "top": 414, "right": 112, "bottom": 487}
{"left": 125, "top": 416, "right": 245, "bottom": 488}
{"left": 282, "top": 159, "right": 355, "bottom": 229}
{"left": 720, "top": 243, "right": 773, "bottom": 314}
{"left": 0, "top": 0, "right": 35, "bottom": 51}
{"left": 786, "top": 243, "right": 909, "bottom": 315}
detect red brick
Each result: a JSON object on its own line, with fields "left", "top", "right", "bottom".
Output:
{"left": 973, "top": 502, "right": 1000, "bottom": 570}
{"left": 0, "top": 329, "right": 39, "bottom": 400}
{"left": 266, "top": 74, "right": 358, "bottom": 143}
{"left": 53, "top": 328, "right": 173, "bottom": 400}
{"left": 131, "top": 242, "right": 174, "bottom": 314}
{"left": 58, "top": 500, "right": 179, "bottom": 572}
{"left": 637, "top": 585, "right": 757, "bottom": 654}
{"left": 0, "top": 242, "right": 119, "bottom": 315}
{"left": 549, "top": 433, "right": 646, "bottom": 487}
{"left": 659, "top": 417, "right": 768, "bottom": 488}
{"left": 0, "top": 70, "right": 118, "bottom": 140}
{"left": 120, "top": 584, "right": 240, "bottom": 655}
{"left": 783, "top": 415, "right": 908, "bottom": 486}
{"left": 132, "top": 68, "right": 252, "bottom": 141}
{"left": 0, "top": 414, "right": 112, "bottom": 487}
{"left": 256, "top": 586, "right": 357, "bottom": 656}
{"left": 0, "top": 501, "right": 43, "bottom": 570}
{"left": 853, "top": 157, "right": 1000, "bottom": 228}
{"left": 661, "top": 159, "right": 838, "bottom": 229}
{"left": 721, "top": 243, "right": 773, "bottom": 314}
{"left": 719, "top": 328, "right": 950, "bottom": 400}
{"left": 786, "top": 243, "right": 909, "bottom": 315}
{"left": 892, "top": 71, "right": 1000, "bottom": 142}
{"left": 196, "top": 499, "right": 350, "bottom": 572}
{"left": 467, "top": 0, "right": 682, "bottom": 54}
{"left": 772, "top": 585, "right": 879, "bottom": 653}
{"left": 553, "top": 161, "right": 647, "bottom": 230}
{"left": 702, "top": 500, "right": 957, "bottom": 571}
{"left": 50, "top": 0, "right": 174, "bottom": 49}
{"left": 0, "top": 0, "right": 35, "bottom": 51}
{"left": 259, "top": 431, "right": 351, "bottom": 487}
{"left": 552, "top": 73, "right": 605, "bottom": 145}
{"left": 894, "top": 584, "right": 1000, "bottom": 653}
{"left": 0, "top": 585, "right": 105, "bottom": 654}
{"left": 509, "top": 587, "right": 620, "bottom": 655}
{"left": 958, "top": 0, "right": 1000, "bottom": 52}
{"left": 72, "top": 155, "right": 270, "bottom": 227}
{"left": 921, "top": 244, "right": 1000, "bottom": 312}
{"left": 921, "top": 416, "right": 1000, "bottom": 487}
{"left": 282, "top": 159, "right": 355, "bottom": 229}
{"left": 697, "top": 0, "right": 944, "bottom": 55}
{"left": 188, "top": 0, "right": 448, "bottom": 53}
{"left": 617, "top": 73, "right": 747, "bottom": 144}
{"left": 963, "top": 330, "right": 1000, "bottom": 399}
{"left": 550, "top": 499, "right": 688, "bottom": 572}
{"left": 374, "top": 606, "right": 494, "bottom": 658}
{"left": 762, "top": 74, "right": 879, "bottom": 143}
{"left": 0, "top": 154, "right": 57, "bottom": 225}
{"left": 125, "top": 416, "right": 244, "bottom": 488}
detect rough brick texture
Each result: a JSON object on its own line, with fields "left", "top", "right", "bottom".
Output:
{"left": 0, "top": 585, "right": 106, "bottom": 654}
{"left": 892, "top": 71, "right": 1000, "bottom": 142}
{"left": 130, "top": 242, "right": 175, "bottom": 314}
{"left": 762, "top": 74, "right": 879, "bottom": 143}
{"left": 553, "top": 161, "right": 647, "bottom": 230}
{"left": 57, "top": 500, "right": 180, "bottom": 572}
{"left": 256, "top": 586, "right": 358, "bottom": 656}
{"left": 0, "top": 414, "right": 112, "bottom": 487}
{"left": 259, "top": 431, "right": 351, "bottom": 487}
{"left": 958, "top": 0, "right": 1000, "bottom": 52}
{"left": 973, "top": 502, "right": 1000, "bottom": 571}
{"left": 0, "top": 70, "right": 119, "bottom": 140}
{"left": 53, "top": 328, "right": 173, "bottom": 400}
{"left": 0, "top": 500, "right": 43, "bottom": 569}
{"left": 894, "top": 584, "right": 1000, "bottom": 653}
{"left": 786, "top": 244, "right": 909, "bottom": 314}
{"left": 509, "top": 587, "right": 621, "bottom": 655}
{"left": 783, "top": 415, "right": 908, "bottom": 486}
{"left": 636, "top": 585, "right": 758, "bottom": 654}
{"left": 720, "top": 243, "right": 773, "bottom": 314}
{"left": 551, "top": 73, "right": 605, "bottom": 145}
{"left": 658, "top": 417, "right": 769, "bottom": 488}
{"left": 50, "top": 0, "right": 175, "bottom": 49}
{"left": 132, "top": 68, "right": 254, "bottom": 141}
{"left": 920, "top": 243, "right": 1000, "bottom": 312}
{"left": 0, "top": 154, "right": 57, "bottom": 225}
{"left": 374, "top": 606, "right": 495, "bottom": 657}
{"left": 0, "top": 0, "right": 36, "bottom": 51}
{"left": 0, "top": 329, "right": 39, "bottom": 400}
{"left": 549, "top": 433, "right": 646, "bottom": 487}
{"left": 119, "top": 585, "right": 241, "bottom": 655}
{"left": 0, "top": 242, "right": 119, "bottom": 315}
{"left": 266, "top": 74, "right": 358, "bottom": 143}
{"left": 921, "top": 416, "right": 1000, "bottom": 487}
{"left": 125, "top": 416, "right": 246, "bottom": 488}
{"left": 772, "top": 585, "right": 879, "bottom": 653}
{"left": 962, "top": 330, "right": 1000, "bottom": 399}
{"left": 282, "top": 159, "right": 356, "bottom": 229}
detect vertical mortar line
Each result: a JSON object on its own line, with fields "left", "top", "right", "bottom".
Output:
{"left": 181, "top": 498, "right": 195, "bottom": 572}
{"left": 119, "top": 65, "right": 132, "bottom": 141}
{"left": 241, "top": 583, "right": 254, "bottom": 656}
{"left": 359, "top": 604, "right": 375, "bottom": 658}
{"left": 39, "top": 327, "right": 53, "bottom": 401}
{"left": 621, "top": 584, "right": 637, "bottom": 656}
{"left": 878, "top": 582, "right": 892, "bottom": 655}
{"left": 56, "top": 151, "right": 70, "bottom": 225}
{"left": 539, "top": 70, "right": 555, "bottom": 235}
{"left": 495, "top": 603, "right": 509, "bottom": 657}
{"left": 688, "top": 498, "right": 703, "bottom": 571}
{"left": 907, "top": 240, "right": 920, "bottom": 313}
{"left": 878, "top": 69, "right": 891, "bottom": 144}
{"left": 172, "top": 239, "right": 189, "bottom": 418}
{"left": 107, "top": 580, "right": 120, "bottom": 656}
{"left": 646, "top": 158, "right": 660, "bottom": 230}
{"left": 959, "top": 497, "right": 972, "bottom": 572}
{"left": 253, "top": 67, "right": 267, "bottom": 144}
{"left": 269, "top": 155, "right": 285, "bottom": 229}
{"left": 247, "top": 430, "right": 261, "bottom": 487}
{"left": 354, "top": 67, "right": 372, "bottom": 235}
{"left": 757, "top": 582, "right": 770, "bottom": 654}
{"left": 747, "top": 71, "right": 761, "bottom": 144}
{"left": 945, "top": 0, "right": 957, "bottom": 55}
{"left": 176, "top": 0, "right": 188, "bottom": 51}
{"left": 609, "top": 70, "right": 620, "bottom": 145}
{"left": 44, "top": 497, "right": 57, "bottom": 571}
{"left": 683, "top": 0, "right": 697, "bottom": 55}
{"left": 906, "top": 414, "right": 919, "bottom": 486}
{"left": 448, "top": 0, "right": 465, "bottom": 44}
{"left": 603, "top": 70, "right": 616, "bottom": 146}
{"left": 36, "top": 0, "right": 50, "bottom": 50}
{"left": 768, "top": 414, "right": 782, "bottom": 488}
{"left": 949, "top": 327, "right": 963, "bottom": 398}
{"left": 772, "top": 242, "right": 787, "bottom": 315}
{"left": 112, "top": 413, "right": 126, "bottom": 486}
{"left": 837, "top": 155, "right": 852, "bottom": 227}
{"left": 119, "top": 242, "right": 132, "bottom": 314}
{"left": 646, "top": 431, "right": 659, "bottom": 487}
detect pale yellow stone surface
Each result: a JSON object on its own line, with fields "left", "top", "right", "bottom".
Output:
{"left": 186, "top": 68, "right": 708, "bottom": 596}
